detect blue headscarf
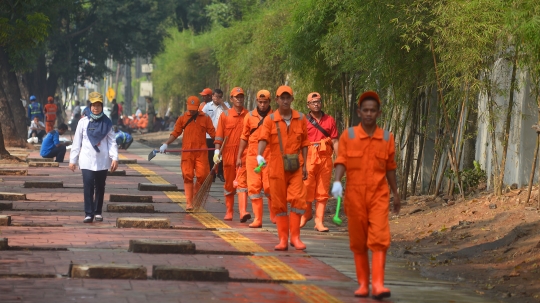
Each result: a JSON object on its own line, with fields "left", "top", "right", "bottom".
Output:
{"left": 87, "top": 111, "right": 112, "bottom": 153}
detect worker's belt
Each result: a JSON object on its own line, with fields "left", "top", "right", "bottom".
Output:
{"left": 309, "top": 137, "right": 333, "bottom": 165}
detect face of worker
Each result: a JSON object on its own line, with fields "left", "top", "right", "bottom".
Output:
{"left": 189, "top": 110, "right": 198, "bottom": 116}
{"left": 202, "top": 94, "right": 212, "bottom": 103}
{"left": 257, "top": 99, "right": 270, "bottom": 112}
{"left": 33, "top": 117, "right": 39, "bottom": 124}
{"left": 277, "top": 93, "right": 293, "bottom": 110}
{"left": 58, "top": 128, "right": 66, "bottom": 135}
{"left": 307, "top": 98, "right": 322, "bottom": 113}
{"left": 357, "top": 99, "right": 381, "bottom": 127}
{"left": 212, "top": 93, "right": 223, "bottom": 105}
{"left": 91, "top": 102, "right": 103, "bottom": 114}
{"left": 231, "top": 94, "right": 244, "bottom": 108}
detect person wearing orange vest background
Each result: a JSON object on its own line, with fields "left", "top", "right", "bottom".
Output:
{"left": 214, "top": 87, "right": 250, "bottom": 222}
{"left": 236, "top": 90, "right": 274, "bottom": 228}
{"left": 44, "top": 96, "right": 58, "bottom": 133}
{"left": 300, "top": 92, "right": 339, "bottom": 232}
{"left": 331, "top": 91, "right": 400, "bottom": 299}
{"left": 257, "top": 85, "right": 310, "bottom": 251}
{"left": 160, "top": 96, "right": 216, "bottom": 210}
{"left": 199, "top": 88, "right": 212, "bottom": 111}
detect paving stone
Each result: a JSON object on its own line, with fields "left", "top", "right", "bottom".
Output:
{"left": 28, "top": 162, "right": 59, "bottom": 167}
{"left": 0, "top": 215, "right": 11, "bottom": 226}
{"left": 0, "top": 169, "right": 27, "bottom": 176}
{"left": 108, "top": 170, "right": 126, "bottom": 176}
{"left": 107, "top": 203, "right": 154, "bottom": 213}
{"left": 116, "top": 217, "right": 170, "bottom": 229}
{"left": 0, "top": 238, "right": 7, "bottom": 250}
{"left": 152, "top": 265, "right": 229, "bottom": 281}
{"left": 0, "top": 192, "right": 25, "bottom": 200}
{"left": 0, "top": 202, "right": 13, "bottom": 210}
{"left": 138, "top": 183, "right": 178, "bottom": 191}
{"left": 26, "top": 157, "right": 53, "bottom": 163}
{"left": 109, "top": 194, "right": 153, "bottom": 203}
{"left": 118, "top": 159, "right": 137, "bottom": 164}
{"left": 129, "top": 239, "right": 196, "bottom": 254}
{"left": 23, "top": 181, "right": 63, "bottom": 188}
{"left": 70, "top": 264, "right": 147, "bottom": 280}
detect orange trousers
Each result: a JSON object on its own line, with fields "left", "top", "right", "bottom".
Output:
{"left": 181, "top": 151, "right": 209, "bottom": 188}
{"left": 45, "top": 121, "right": 55, "bottom": 133}
{"left": 269, "top": 169, "right": 306, "bottom": 216}
{"left": 222, "top": 152, "right": 247, "bottom": 196}
{"left": 345, "top": 182, "right": 390, "bottom": 253}
{"left": 304, "top": 146, "right": 333, "bottom": 203}
{"left": 246, "top": 156, "right": 270, "bottom": 199}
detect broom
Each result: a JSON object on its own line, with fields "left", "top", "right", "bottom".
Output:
{"left": 192, "top": 137, "right": 227, "bottom": 211}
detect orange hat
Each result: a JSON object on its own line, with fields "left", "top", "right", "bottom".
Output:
{"left": 358, "top": 90, "right": 381, "bottom": 105}
{"left": 186, "top": 96, "right": 201, "bottom": 110}
{"left": 307, "top": 92, "right": 321, "bottom": 102}
{"left": 256, "top": 90, "right": 271, "bottom": 101}
{"left": 230, "top": 87, "right": 244, "bottom": 97}
{"left": 199, "top": 88, "right": 212, "bottom": 96}
{"left": 276, "top": 85, "right": 293, "bottom": 97}
{"left": 47, "top": 96, "right": 54, "bottom": 102}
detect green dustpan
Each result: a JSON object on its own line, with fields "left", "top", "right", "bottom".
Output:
{"left": 333, "top": 197, "right": 343, "bottom": 226}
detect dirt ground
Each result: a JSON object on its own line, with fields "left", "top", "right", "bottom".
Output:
{"left": 383, "top": 187, "right": 540, "bottom": 303}
{"left": 137, "top": 131, "right": 540, "bottom": 302}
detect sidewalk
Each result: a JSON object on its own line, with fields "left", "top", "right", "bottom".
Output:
{"left": 0, "top": 140, "right": 497, "bottom": 303}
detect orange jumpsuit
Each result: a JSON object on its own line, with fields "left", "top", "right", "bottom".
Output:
{"left": 334, "top": 126, "right": 397, "bottom": 253}
{"left": 214, "top": 108, "right": 248, "bottom": 196}
{"left": 241, "top": 109, "right": 273, "bottom": 200}
{"left": 171, "top": 111, "right": 216, "bottom": 189}
{"left": 44, "top": 103, "right": 58, "bottom": 133}
{"left": 258, "top": 110, "right": 310, "bottom": 215}
{"left": 138, "top": 114, "right": 148, "bottom": 129}
{"left": 304, "top": 114, "right": 338, "bottom": 204}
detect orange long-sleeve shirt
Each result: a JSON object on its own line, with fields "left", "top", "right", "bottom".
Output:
{"left": 240, "top": 109, "right": 273, "bottom": 158}
{"left": 171, "top": 111, "right": 215, "bottom": 150}
{"left": 214, "top": 108, "right": 248, "bottom": 157}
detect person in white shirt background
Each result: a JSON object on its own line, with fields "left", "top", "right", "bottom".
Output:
{"left": 202, "top": 88, "right": 229, "bottom": 182}
{"left": 28, "top": 116, "right": 47, "bottom": 143}
{"left": 69, "top": 92, "right": 118, "bottom": 223}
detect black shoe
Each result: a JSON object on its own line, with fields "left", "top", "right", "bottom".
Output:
{"left": 83, "top": 216, "right": 93, "bottom": 223}
{"left": 213, "top": 175, "right": 216, "bottom": 183}
{"left": 217, "top": 175, "right": 225, "bottom": 182}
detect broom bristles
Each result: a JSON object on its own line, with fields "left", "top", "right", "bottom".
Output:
{"left": 192, "top": 169, "right": 216, "bottom": 210}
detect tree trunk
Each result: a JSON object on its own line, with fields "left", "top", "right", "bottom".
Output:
{"left": 0, "top": 121, "right": 10, "bottom": 157}
{"left": 461, "top": 98, "right": 478, "bottom": 170}
{"left": 124, "top": 59, "right": 133, "bottom": 116}
{"left": 0, "top": 86, "right": 25, "bottom": 147}
{"left": 0, "top": 46, "right": 27, "bottom": 140}
{"left": 497, "top": 52, "right": 519, "bottom": 195}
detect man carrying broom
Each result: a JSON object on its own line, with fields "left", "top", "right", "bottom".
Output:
{"left": 213, "top": 87, "right": 251, "bottom": 222}
{"left": 160, "top": 96, "right": 216, "bottom": 210}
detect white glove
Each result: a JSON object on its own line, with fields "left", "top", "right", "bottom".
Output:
{"left": 159, "top": 144, "right": 168, "bottom": 154}
{"left": 331, "top": 181, "right": 343, "bottom": 198}
{"left": 257, "top": 155, "right": 266, "bottom": 166}
{"left": 213, "top": 149, "right": 221, "bottom": 164}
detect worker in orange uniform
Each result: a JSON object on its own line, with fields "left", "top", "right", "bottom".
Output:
{"left": 257, "top": 86, "right": 310, "bottom": 251}
{"left": 213, "top": 87, "right": 251, "bottom": 222}
{"left": 236, "top": 90, "right": 274, "bottom": 228}
{"left": 44, "top": 96, "right": 58, "bottom": 133}
{"left": 160, "top": 96, "right": 216, "bottom": 210}
{"left": 199, "top": 88, "right": 212, "bottom": 110}
{"left": 300, "top": 92, "right": 339, "bottom": 232}
{"left": 331, "top": 91, "right": 400, "bottom": 299}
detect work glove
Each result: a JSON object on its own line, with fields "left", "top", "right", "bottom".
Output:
{"left": 331, "top": 181, "right": 343, "bottom": 198}
{"left": 159, "top": 144, "right": 168, "bottom": 154}
{"left": 256, "top": 155, "right": 266, "bottom": 166}
{"left": 213, "top": 149, "right": 221, "bottom": 164}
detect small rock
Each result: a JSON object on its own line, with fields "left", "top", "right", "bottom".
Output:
{"left": 408, "top": 208, "right": 423, "bottom": 215}
{"left": 442, "top": 195, "right": 454, "bottom": 202}
{"left": 489, "top": 204, "right": 497, "bottom": 209}
{"left": 510, "top": 183, "right": 518, "bottom": 190}
{"left": 447, "top": 201, "right": 455, "bottom": 206}
{"left": 525, "top": 207, "right": 537, "bottom": 211}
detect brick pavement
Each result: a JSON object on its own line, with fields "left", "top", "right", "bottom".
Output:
{"left": 0, "top": 142, "right": 495, "bottom": 303}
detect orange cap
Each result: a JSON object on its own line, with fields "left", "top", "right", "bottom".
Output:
{"left": 186, "top": 96, "right": 201, "bottom": 110}
{"left": 230, "top": 87, "right": 244, "bottom": 97}
{"left": 256, "top": 90, "right": 271, "bottom": 101}
{"left": 358, "top": 91, "right": 381, "bottom": 105}
{"left": 276, "top": 85, "right": 293, "bottom": 97}
{"left": 199, "top": 88, "right": 213, "bottom": 96}
{"left": 47, "top": 96, "right": 54, "bottom": 102}
{"left": 307, "top": 92, "right": 321, "bottom": 102}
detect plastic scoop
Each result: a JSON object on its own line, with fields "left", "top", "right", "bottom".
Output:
{"left": 333, "top": 197, "right": 343, "bottom": 226}
{"left": 254, "top": 161, "right": 266, "bottom": 173}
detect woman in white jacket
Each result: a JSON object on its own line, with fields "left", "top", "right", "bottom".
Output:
{"left": 69, "top": 92, "right": 118, "bottom": 223}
